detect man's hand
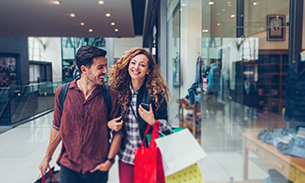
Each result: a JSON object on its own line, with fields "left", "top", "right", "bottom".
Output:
{"left": 107, "top": 116, "right": 123, "bottom": 131}
{"left": 90, "top": 160, "right": 112, "bottom": 173}
{"left": 138, "top": 104, "right": 156, "bottom": 125}
{"left": 38, "top": 159, "right": 51, "bottom": 175}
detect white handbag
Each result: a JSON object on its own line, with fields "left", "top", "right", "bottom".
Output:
{"left": 155, "top": 129, "right": 207, "bottom": 176}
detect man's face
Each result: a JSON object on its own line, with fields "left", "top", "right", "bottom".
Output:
{"left": 86, "top": 56, "right": 108, "bottom": 86}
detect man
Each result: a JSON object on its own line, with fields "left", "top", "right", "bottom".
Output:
{"left": 39, "top": 46, "right": 123, "bottom": 183}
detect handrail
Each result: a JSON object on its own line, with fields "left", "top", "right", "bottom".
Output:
{"left": 0, "top": 81, "right": 66, "bottom": 125}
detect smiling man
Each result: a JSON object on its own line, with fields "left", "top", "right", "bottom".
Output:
{"left": 39, "top": 46, "right": 123, "bottom": 183}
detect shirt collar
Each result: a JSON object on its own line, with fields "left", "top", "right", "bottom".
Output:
{"left": 69, "top": 78, "right": 103, "bottom": 93}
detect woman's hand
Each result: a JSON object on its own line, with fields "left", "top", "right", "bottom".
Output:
{"left": 107, "top": 116, "right": 123, "bottom": 131}
{"left": 138, "top": 104, "right": 156, "bottom": 125}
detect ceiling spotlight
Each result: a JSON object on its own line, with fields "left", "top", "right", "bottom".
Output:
{"left": 217, "top": 13, "right": 220, "bottom": 15}
{"left": 182, "top": 3, "right": 186, "bottom": 6}
{"left": 105, "top": 13, "right": 111, "bottom": 17}
{"left": 54, "top": 1, "right": 60, "bottom": 5}
{"left": 202, "top": 29, "right": 209, "bottom": 32}
{"left": 222, "top": 9, "right": 225, "bottom": 11}
{"left": 253, "top": 2, "right": 257, "bottom": 5}
{"left": 180, "top": 8, "right": 183, "bottom": 11}
{"left": 98, "top": 1, "right": 104, "bottom": 4}
{"left": 231, "top": 14, "right": 235, "bottom": 18}
{"left": 111, "top": 22, "right": 115, "bottom": 25}
{"left": 115, "top": 29, "right": 119, "bottom": 32}
{"left": 80, "top": 22, "right": 85, "bottom": 26}
{"left": 70, "top": 13, "right": 75, "bottom": 17}
{"left": 208, "top": 1, "right": 214, "bottom": 5}
{"left": 217, "top": 23, "right": 220, "bottom": 26}
{"left": 89, "top": 29, "right": 93, "bottom": 32}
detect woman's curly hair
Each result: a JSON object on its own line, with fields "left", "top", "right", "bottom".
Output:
{"left": 108, "top": 48, "right": 171, "bottom": 114}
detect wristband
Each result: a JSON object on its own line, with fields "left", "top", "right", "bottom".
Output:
{"left": 106, "top": 157, "right": 114, "bottom": 164}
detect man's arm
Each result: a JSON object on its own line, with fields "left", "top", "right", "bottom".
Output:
{"left": 38, "top": 127, "right": 61, "bottom": 175}
{"left": 90, "top": 133, "right": 122, "bottom": 172}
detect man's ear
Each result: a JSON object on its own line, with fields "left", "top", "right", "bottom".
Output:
{"left": 80, "top": 65, "right": 87, "bottom": 74}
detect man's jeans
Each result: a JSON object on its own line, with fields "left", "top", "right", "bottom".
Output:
{"left": 60, "top": 165, "right": 108, "bottom": 183}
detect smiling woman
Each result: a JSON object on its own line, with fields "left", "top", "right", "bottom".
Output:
{"left": 108, "top": 48, "right": 172, "bottom": 183}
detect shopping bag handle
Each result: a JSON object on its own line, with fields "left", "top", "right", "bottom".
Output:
{"left": 140, "top": 120, "right": 160, "bottom": 148}
{"left": 42, "top": 166, "right": 58, "bottom": 183}
{"left": 48, "top": 166, "right": 58, "bottom": 183}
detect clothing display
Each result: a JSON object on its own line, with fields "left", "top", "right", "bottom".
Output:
{"left": 276, "top": 134, "right": 305, "bottom": 159}
{"left": 263, "top": 128, "right": 296, "bottom": 145}
{"left": 257, "top": 128, "right": 305, "bottom": 159}
{"left": 206, "top": 62, "right": 221, "bottom": 93}
{"left": 284, "top": 60, "right": 305, "bottom": 127}
{"left": 263, "top": 169, "right": 288, "bottom": 183}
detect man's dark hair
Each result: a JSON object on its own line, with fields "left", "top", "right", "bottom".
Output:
{"left": 75, "top": 46, "right": 107, "bottom": 72}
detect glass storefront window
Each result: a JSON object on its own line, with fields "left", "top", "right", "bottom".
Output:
{"left": 167, "top": 0, "right": 305, "bottom": 182}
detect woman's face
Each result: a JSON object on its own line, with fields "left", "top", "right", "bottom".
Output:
{"left": 128, "top": 54, "right": 150, "bottom": 83}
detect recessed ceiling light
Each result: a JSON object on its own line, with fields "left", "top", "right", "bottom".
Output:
{"left": 222, "top": 9, "right": 225, "bottom": 11}
{"left": 180, "top": 8, "right": 183, "bottom": 11}
{"left": 70, "top": 13, "right": 75, "bottom": 17}
{"left": 202, "top": 29, "right": 209, "bottom": 32}
{"left": 182, "top": 3, "right": 186, "bottom": 6}
{"left": 253, "top": 2, "right": 257, "bottom": 5}
{"left": 217, "top": 13, "right": 220, "bottom": 15}
{"left": 80, "top": 22, "right": 85, "bottom": 26}
{"left": 105, "top": 13, "right": 111, "bottom": 17}
{"left": 217, "top": 23, "right": 220, "bottom": 26}
{"left": 231, "top": 14, "right": 235, "bottom": 18}
{"left": 54, "top": 1, "right": 60, "bottom": 5}
{"left": 208, "top": 1, "right": 214, "bottom": 5}
{"left": 115, "top": 29, "right": 118, "bottom": 32}
{"left": 228, "top": 4, "right": 231, "bottom": 6}
{"left": 89, "top": 29, "right": 93, "bottom": 32}
{"left": 111, "top": 22, "right": 115, "bottom": 25}
{"left": 98, "top": 1, "right": 104, "bottom": 4}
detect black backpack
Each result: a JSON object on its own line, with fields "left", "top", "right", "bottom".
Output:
{"left": 58, "top": 82, "right": 112, "bottom": 138}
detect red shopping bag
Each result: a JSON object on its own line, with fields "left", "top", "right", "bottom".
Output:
{"left": 134, "top": 121, "right": 165, "bottom": 183}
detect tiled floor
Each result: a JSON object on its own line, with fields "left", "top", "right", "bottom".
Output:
{"left": 0, "top": 106, "right": 285, "bottom": 183}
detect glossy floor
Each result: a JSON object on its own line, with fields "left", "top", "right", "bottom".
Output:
{"left": 0, "top": 107, "right": 286, "bottom": 183}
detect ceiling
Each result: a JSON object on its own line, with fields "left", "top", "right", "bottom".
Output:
{"left": 0, "top": 0, "right": 145, "bottom": 38}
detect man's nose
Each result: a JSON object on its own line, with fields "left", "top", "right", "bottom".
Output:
{"left": 103, "top": 67, "right": 108, "bottom": 74}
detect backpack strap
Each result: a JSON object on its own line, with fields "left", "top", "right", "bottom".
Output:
{"left": 102, "top": 84, "right": 112, "bottom": 121}
{"left": 59, "top": 82, "right": 70, "bottom": 111}
{"left": 103, "top": 84, "right": 112, "bottom": 141}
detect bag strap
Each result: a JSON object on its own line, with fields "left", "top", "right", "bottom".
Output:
{"left": 140, "top": 121, "right": 160, "bottom": 148}
{"left": 59, "top": 82, "right": 70, "bottom": 111}
{"left": 48, "top": 166, "right": 58, "bottom": 183}
{"left": 102, "top": 84, "right": 112, "bottom": 121}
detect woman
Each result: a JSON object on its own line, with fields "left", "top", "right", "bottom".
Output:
{"left": 108, "top": 48, "right": 171, "bottom": 183}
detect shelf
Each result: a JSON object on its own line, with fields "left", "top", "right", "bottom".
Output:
{"left": 257, "top": 83, "right": 285, "bottom": 85}
{"left": 258, "top": 94, "right": 281, "bottom": 97}
{"left": 258, "top": 73, "right": 287, "bottom": 75}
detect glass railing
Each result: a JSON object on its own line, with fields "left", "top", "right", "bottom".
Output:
{"left": 0, "top": 81, "right": 67, "bottom": 126}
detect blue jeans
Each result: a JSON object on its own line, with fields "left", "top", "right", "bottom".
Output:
{"left": 60, "top": 165, "right": 108, "bottom": 183}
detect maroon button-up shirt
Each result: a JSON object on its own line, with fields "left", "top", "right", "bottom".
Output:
{"left": 52, "top": 79, "right": 120, "bottom": 173}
